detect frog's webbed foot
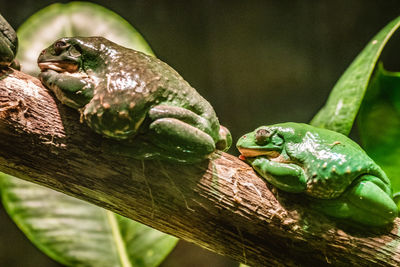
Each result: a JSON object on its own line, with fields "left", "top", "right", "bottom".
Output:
{"left": 313, "top": 175, "right": 398, "bottom": 226}
{"left": 251, "top": 157, "right": 307, "bottom": 193}
{"left": 40, "top": 70, "right": 94, "bottom": 109}
{"left": 148, "top": 105, "right": 217, "bottom": 158}
{"left": 216, "top": 125, "right": 232, "bottom": 151}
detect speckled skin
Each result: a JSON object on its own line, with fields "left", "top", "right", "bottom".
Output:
{"left": 237, "top": 122, "right": 398, "bottom": 226}
{"left": 38, "top": 37, "right": 231, "bottom": 162}
{"left": 0, "top": 14, "right": 18, "bottom": 67}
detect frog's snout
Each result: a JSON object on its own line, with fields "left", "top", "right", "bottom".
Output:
{"left": 37, "top": 49, "right": 47, "bottom": 67}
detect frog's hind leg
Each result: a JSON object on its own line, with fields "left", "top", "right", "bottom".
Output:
{"left": 150, "top": 104, "right": 232, "bottom": 152}
{"left": 149, "top": 117, "right": 215, "bottom": 157}
{"left": 149, "top": 105, "right": 214, "bottom": 136}
{"left": 313, "top": 175, "right": 398, "bottom": 226}
{"left": 148, "top": 105, "right": 217, "bottom": 160}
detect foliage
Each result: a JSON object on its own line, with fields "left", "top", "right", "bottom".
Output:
{"left": 357, "top": 64, "right": 400, "bottom": 199}
{"left": 2, "top": 2, "right": 400, "bottom": 266}
{"left": 311, "top": 17, "right": 400, "bottom": 135}
{"left": 310, "top": 16, "right": 400, "bottom": 202}
{"left": 0, "top": 175, "right": 177, "bottom": 267}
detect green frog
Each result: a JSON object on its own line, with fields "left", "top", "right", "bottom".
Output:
{"left": 237, "top": 122, "right": 398, "bottom": 226}
{"left": 0, "top": 14, "right": 18, "bottom": 69}
{"left": 38, "top": 37, "right": 231, "bottom": 163}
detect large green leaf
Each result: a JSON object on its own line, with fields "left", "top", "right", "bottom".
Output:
{"left": 310, "top": 16, "right": 400, "bottom": 135}
{"left": 357, "top": 64, "right": 400, "bottom": 199}
{"left": 0, "top": 175, "right": 177, "bottom": 267}
{"left": 1, "top": 2, "right": 177, "bottom": 266}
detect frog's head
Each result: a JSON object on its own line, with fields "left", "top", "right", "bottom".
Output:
{"left": 37, "top": 37, "right": 112, "bottom": 108}
{"left": 37, "top": 37, "right": 111, "bottom": 73}
{"left": 38, "top": 38, "right": 81, "bottom": 73}
{"left": 236, "top": 126, "right": 284, "bottom": 159}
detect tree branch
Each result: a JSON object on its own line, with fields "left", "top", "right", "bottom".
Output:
{"left": 1, "top": 69, "right": 400, "bottom": 266}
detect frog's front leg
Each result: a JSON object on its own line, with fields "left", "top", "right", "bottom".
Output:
{"left": 148, "top": 105, "right": 217, "bottom": 159}
{"left": 314, "top": 175, "right": 398, "bottom": 226}
{"left": 39, "top": 70, "right": 94, "bottom": 109}
{"left": 250, "top": 157, "right": 307, "bottom": 193}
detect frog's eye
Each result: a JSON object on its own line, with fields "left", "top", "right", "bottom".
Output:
{"left": 54, "top": 40, "right": 70, "bottom": 55}
{"left": 255, "top": 128, "right": 272, "bottom": 145}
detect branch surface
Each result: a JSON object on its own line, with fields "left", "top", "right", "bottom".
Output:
{"left": 1, "top": 69, "right": 400, "bottom": 266}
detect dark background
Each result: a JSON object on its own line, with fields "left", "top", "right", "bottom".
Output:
{"left": 1, "top": 1, "right": 400, "bottom": 266}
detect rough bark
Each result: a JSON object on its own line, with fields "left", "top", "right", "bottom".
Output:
{"left": 1, "top": 69, "right": 400, "bottom": 266}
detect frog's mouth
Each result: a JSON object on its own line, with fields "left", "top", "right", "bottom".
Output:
{"left": 38, "top": 61, "right": 79, "bottom": 73}
{"left": 237, "top": 147, "right": 281, "bottom": 158}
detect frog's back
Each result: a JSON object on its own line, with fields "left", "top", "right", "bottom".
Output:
{"left": 101, "top": 47, "right": 207, "bottom": 108}
{"left": 84, "top": 44, "right": 219, "bottom": 140}
{"left": 280, "top": 123, "right": 389, "bottom": 199}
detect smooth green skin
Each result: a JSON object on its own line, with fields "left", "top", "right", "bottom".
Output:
{"left": 237, "top": 122, "right": 398, "bottom": 226}
{"left": 38, "top": 37, "right": 231, "bottom": 163}
{"left": 0, "top": 14, "right": 18, "bottom": 68}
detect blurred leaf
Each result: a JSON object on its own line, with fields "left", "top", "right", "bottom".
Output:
{"left": 310, "top": 16, "right": 400, "bottom": 135}
{"left": 0, "top": 175, "right": 177, "bottom": 267}
{"left": 1, "top": 2, "right": 177, "bottom": 266}
{"left": 357, "top": 63, "right": 400, "bottom": 197}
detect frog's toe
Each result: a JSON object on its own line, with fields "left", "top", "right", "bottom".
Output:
{"left": 149, "top": 105, "right": 210, "bottom": 132}
{"left": 216, "top": 125, "right": 232, "bottom": 151}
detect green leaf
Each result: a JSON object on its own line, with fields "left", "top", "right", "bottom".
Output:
{"left": 1, "top": 2, "right": 177, "bottom": 266}
{"left": 310, "top": 16, "right": 400, "bottom": 135}
{"left": 0, "top": 175, "right": 177, "bottom": 267}
{"left": 357, "top": 64, "right": 400, "bottom": 196}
